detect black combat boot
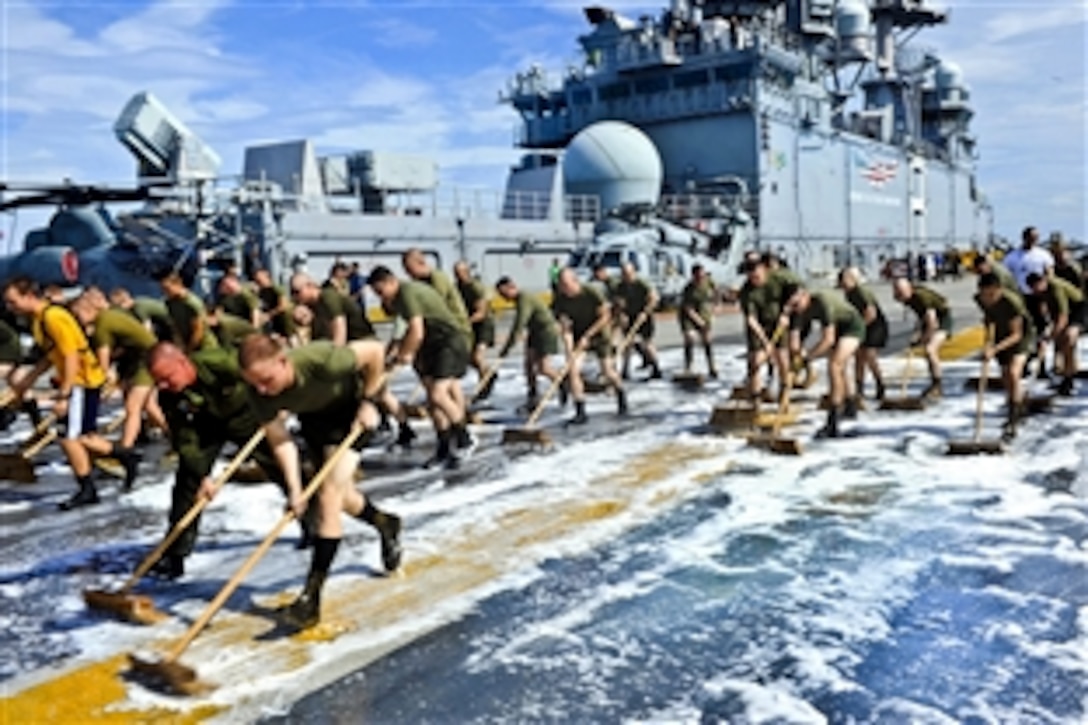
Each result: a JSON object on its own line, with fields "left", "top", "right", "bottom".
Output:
{"left": 567, "top": 400, "right": 588, "bottom": 426}
{"left": 392, "top": 421, "right": 417, "bottom": 450}
{"left": 359, "top": 500, "right": 402, "bottom": 573}
{"left": 683, "top": 345, "right": 694, "bottom": 373}
{"left": 647, "top": 359, "right": 663, "bottom": 380}
{"left": 424, "top": 431, "right": 453, "bottom": 469}
{"left": 58, "top": 475, "right": 99, "bottom": 511}
{"left": 149, "top": 554, "right": 185, "bottom": 580}
{"left": 22, "top": 398, "right": 42, "bottom": 428}
{"left": 453, "top": 421, "right": 477, "bottom": 457}
{"left": 704, "top": 345, "right": 718, "bottom": 378}
{"left": 1001, "top": 404, "right": 1020, "bottom": 442}
{"left": 815, "top": 406, "right": 841, "bottom": 439}
{"left": 282, "top": 538, "right": 339, "bottom": 630}
{"left": 1057, "top": 376, "right": 1075, "bottom": 397}
{"left": 616, "top": 388, "right": 628, "bottom": 416}
{"left": 874, "top": 379, "right": 887, "bottom": 402}
{"left": 557, "top": 378, "right": 570, "bottom": 407}
{"left": 0, "top": 407, "right": 16, "bottom": 432}
{"left": 113, "top": 445, "right": 141, "bottom": 492}
{"left": 842, "top": 396, "right": 859, "bottom": 421}
{"left": 1036, "top": 361, "right": 1050, "bottom": 381}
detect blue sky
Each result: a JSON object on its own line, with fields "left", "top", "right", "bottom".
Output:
{"left": 1, "top": 0, "right": 1085, "bottom": 244}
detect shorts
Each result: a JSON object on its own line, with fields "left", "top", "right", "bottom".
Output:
{"left": 586, "top": 333, "right": 613, "bottom": 359}
{"left": 297, "top": 397, "right": 366, "bottom": 463}
{"left": 1027, "top": 294, "right": 1047, "bottom": 335}
{"left": 864, "top": 317, "right": 889, "bottom": 349}
{"left": 626, "top": 315, "right": 655, "bottom": 340}
{"left": 117, "top": 352, "right": 153, "bottom": 387}
{"left": 836, "top": 316, "right": 866, "bottom": 341}
{"left": 528, "top": 328, "right": 558, "bottom": 357}
{"left": 472, "top": 319, "right": 495, "bottom": 348}
{"left": 64, "top": 386, "right": 101, "bottom": 440}
{"left": 937, "top": 310, "right": 953, "bottom": 335}
{"left": 1069, "top": 301, "right": 1086, "bottom": 329}
{"left": 416, "top": 329, "right": 469, "bottom": 380}
{"left": 680, "top": 314, "right": 710, "bottom": 334}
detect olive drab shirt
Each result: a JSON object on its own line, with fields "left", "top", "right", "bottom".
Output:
{"left": 161, "top": 348, "right": 260, "bottom": 474}
{"left": 422, "top": 270, "right": 471, "bottom": 341}
{"left": 32, "top": 304, "right": 107, "bottom": 389}
{"left": 1054, "top": 259, "right": 1084, "bottom": 292}
{"left": 616, "top": 277, "right": 653, "bottom": 318}
{"left": 739, "top": 269, "right": 802, "bottom": 330}
{"left": 0, "top": 317, "right": 20, "bottom": 363}
{"left": 501, "top": 292, "right": 558, "bottom": 357}
{"left": 213, "top": 313, "right": 257, "bottom": 350}
{"left": 92, "top": 307, "right": 157, "bottom": 378}
{"left": 131, "top": 297, "right": 174, "bottom": 341}
{"left": 257, "top": 284, "right": 295, "bottom": 337}
{"left": 904, "top": 285, "right": 949, "bottom": 321}
{"left": 248, "top": 341, "right": 362, "bottom": 423}
{"left": 844, "top": 284, "right": 886, "bottom": 327}
{"left": 390, "top": 280, "right": 464, "bottom": 342}
{"left": 680, "top": 278, "right": 716, "bottom": 328}
{"left": 313, "top": 285, "right": 374, "bottom": 342}
{"left": 167, "top": 291, "right": 219, "bottom": 352}
{"left": 990, "top": 262, "right": 1020, "bottom": 296}
{"left": 219, "top": 289, "right": 259, "bottom": 323}
{"left": 457, "top": 277, "right": 492, "bottom": 325}
{"left": 796, "top": 290, "right": 863, "bottom": 334}
{"left": 553, "top": 285, "right": 607, "bottom": 340}
{"left": 1039, "top": 276, "right": 1084, "bottom": 319}
{"left": 982, "top": 289, "right": 1033, "bottom": 355}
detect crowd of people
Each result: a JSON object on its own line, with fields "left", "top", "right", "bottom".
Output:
{"left": 0, "top": 226, "right": 1082, "bottom": 630}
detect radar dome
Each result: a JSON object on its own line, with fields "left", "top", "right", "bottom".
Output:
{"left": 935, "top": 61, "right": 965, "bottom": 89}
{"left": 563, "top": 121, "right": 663, "bottom": 213}
{"left": 835, "top": 0, "right": 872, "bottom": 61}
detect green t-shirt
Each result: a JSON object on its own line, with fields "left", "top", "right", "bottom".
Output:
{"left": 214, "top": 313, "right": 257, "bottom": 349}
{"left": 740, "top": 269, "right": 802, "bottom": 328}
{"left": 313, "top": 285, "right": 374, "bottom": 342}
{"left": 844, "top": 285, "right": 885, "bottom": 324}
{"left": 131, "top": 297, "right": 174, "bottom": 340}
{"left": 249, "top": 341, "right": 361, "bottom": 423}
{"left": 424, "top": 270, "right": 471, "bottom": 337}
{"left": 553, "top": 285, "right": 606, "bottom": 339}
{"left": 905, "top": 285, "right": 949, "bottom": 321}
{"left": 391, "top": 280, "right": 463, "bottom": 340}
{"left": 1041, "top": 276, "right": 1084, "bottom": 318}
{"left": 167, "top": 291, "right": 218, "bottom": 351}
{"left": 219, "top": 290, "right": 259, "bottom": 322}
{"left": 0, "top": 318, "right": 20, "bottom": 363}
{"left": 991, "top": 262, "right": 1020, "bottom": 295}
{"left": 458, "top": 277, "right": 492, "bottom": 324}
{"left": 681, "top": 278, "right": 715, "bottom": 323}
{"left": 502, "top": 293, "right": 557, "bottom": 356}
{"left": 983, "top": 289, "right": 1032, "bottom": 352}
{"left": 92, "top": 307, "right": 157, "bottom": 353}
{"left": 616, "top": 277, "right": 653, "bottom": 317}
{"left": 801, "top": 289, "right": 862, "bottom": 332}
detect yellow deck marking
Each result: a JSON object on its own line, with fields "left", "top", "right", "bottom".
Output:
{"left": 3, "top": 441, "right": 725, "bottom": 721}
{"left": 937, "top": 325, "right": 984, "bottom": 361}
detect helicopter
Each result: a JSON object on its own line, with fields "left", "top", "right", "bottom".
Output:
{"left": 0, "top": 182, "right": 202, "bottom": 298}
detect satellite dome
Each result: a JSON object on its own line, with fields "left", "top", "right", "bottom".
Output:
{"left": 935, "top": 60, "right": 965, "bottom": 89}
{"left": 563, "top": 121, "right": 663, "bottom": 213}
{"left": 834, "top": 0, "right": 872, "bottom": 61}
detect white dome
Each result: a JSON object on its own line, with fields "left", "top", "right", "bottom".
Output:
{"left": 835, "top": 0, "right": 871, "bottom": 38}
{"left": 563, "top": 120, "right": 663, "bottom": 212}
{"left": 936, "top": 61, "right": 965, "bottom": 89}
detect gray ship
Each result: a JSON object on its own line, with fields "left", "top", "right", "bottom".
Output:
{"left": 3, "top": 0, "right": 988, "bottom": 301}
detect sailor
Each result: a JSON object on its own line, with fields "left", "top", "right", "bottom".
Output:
{"left": 975, "top": 272, "right": 1032, "bottom": 441}
{"left": 326, "top": 261, "right": 351, "bottom": 295}
{"left": 615, "top": 262, "right": 662, "bottom": 380}
{"left": 70, "top": 292, "right": 165, "bottom": 489}
{"left": 1026, "top": 271, "right": 1083, "bottom": 396}
{"left": 739, "top": 254, "right": 803, "bottom": 397}
{"left": 146, "top": 341, "right": 306, "bottom": 579}
{"left": 1050, "top": 237, "right": 1086, "bottom": 294}
{"left": 453, "top": 261, "right": 497, "bottom": 399}
{"left": 892, "top": 277, "right": 951, "bottom": 399}
{"left": 2, "top": 278, "right": 110, "bottom": 510}
{"left": 401, "top": 249, "right": 472, "bottom": 343}
{"left": 552, "top": 267, "right": 627, "bottom": 424}
{"left": 160, "top": 272, "right": 219, "bottom": 353}
{"left": 109, "top": 287, "right": 175, "bottom": 342}
{"left": 972, "top": 255, "right": 1020, "bottom": 297}
{"left": 252, "top": 268, "right": 297, "bottom": 344}
{"left": 217, "top": 271, "right": 262, "bottom": 329}
{"left": 783, "top": 288, "right": 864, "bottom": 437}
{"left": 368, "top": 265, "right": 474, "bottom": 468}
{"left": 239, "top": 334, "right": 403, "bottom": 629}
{"left": 1003, "top": 227, "right": 1054, "bottom": 377}
{"left": 288, "top": 272, "right": 374, "bottom": 344}
{"left": 591, "top": 264, "right": 624, "bottom": 347}
{"left": 495, "top": 276, "right": 564, "bottom": 410}
{"left": 838, "top": 267, "right": 888, "bottom": 401}
{"left": 679, "top": 264, "right": 719, "bottom": 379}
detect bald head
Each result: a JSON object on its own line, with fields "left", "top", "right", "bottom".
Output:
{"left": 838, "top": 266, "right": 860, "bottom": 291}
{"left": 558, "top": 267, "right": 580, "bottom": 297}
{"left": 289, "top": 272, "right": 319, "bottom": 305}
{"left": 402, "top": 248, "right": 432, "bottom": 280}
{"left": 148, "top": 341, "right": 197, "bottom": 393}
{"left": 892, "top": 277, "right": 913, "bottom": 302}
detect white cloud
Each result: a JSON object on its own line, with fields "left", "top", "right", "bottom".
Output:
{"left": 364, "top": 17, "right": 438, "bottom": 48}
{"left": 982, "top": 3, "right": 1087, "bottom": 44}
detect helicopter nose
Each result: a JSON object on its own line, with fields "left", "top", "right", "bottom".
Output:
{"left": 60, "top": 249, "right": 79, "bottom": 283}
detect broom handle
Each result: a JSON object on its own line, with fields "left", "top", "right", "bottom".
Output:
{"left": 746, "top": 317, "right": 786, "bottom": 409}
{"left": 771, "top": 360, "right": 794, "bottom": 439}
{"left": 119, "top": 429, "right": 267, "bottom": 594}
{"left": 164, "top": 426, "right": 363, "bottom": 664}
{"left": 974, "top": 326, "right": 994, "bottom": 442}
{"left": 615, "top": 306, "right": 652, "bottom": 360}
{"left": 524, "top": 315, "right": 609, "bottom": 428}
{"left": 469, "top": 359, "right": 503, "bottom": 405}
{"left": 900, "top": 344, "right": 915, "bottom": 398}
{"left": 22, "top": 428, "right": 57, "bottom": 458}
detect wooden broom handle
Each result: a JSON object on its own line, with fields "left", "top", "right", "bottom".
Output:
{"left": 524, "top": 315, "right": 610, "bottom": 428}
{"left": 615, "top": 305, "right": 652, "bottom": 360}
{"left": 120, "top": 429, "right": 267, "bottom": 594}
{"left": 164, "top": 426, "right": 363, "bottom": 664}
{"left": 974, "top": 325, "right": 994, "bottom": 442}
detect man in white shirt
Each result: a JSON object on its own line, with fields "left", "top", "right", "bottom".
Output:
{"left": 1003, "top": 226, "right": 1055, "bottom": 377}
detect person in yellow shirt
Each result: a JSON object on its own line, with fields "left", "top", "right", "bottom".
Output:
{"left": 3, "top": 277, "right": 109, "bottom": 510}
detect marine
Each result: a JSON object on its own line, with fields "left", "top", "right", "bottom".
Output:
{"left": 679, "top": 264, "right": 719, "bottom": 379}
{"left": 739, "top": 254, "right": 803, "bottom": 398}
{"left": 253, "top": 268, "right": 297, "bottom": 343}
{"left": 838, "top": 267, "right": 888, "bottom": 401}
{"left": 216, "top": 272, "right": 262, "bottom": 329}
{"left": 109, "top": 288, "right": 175, "bottom": 342}
{"left": 552, "top": 267, "right": 627, "bottom": 425}
{"left": 160, "top": 272, "right": 219, "bottom": 353}
{"left": 1027, "top": 272, "right": 1083, "bottom": 396}
{"left": 892, "top": 277, "right": 951, "bottom": 399}
{"left": 495, "top": 276, "right": 564, "bottom": 411}
{"left": 240, "top": 335, "right": 403, "bottom": 629}
{"left": 784, "top": 288, "right": 864, "bottom": 438}
{"left": 454, "top": 260, "right": 497, "bottom": 399}
{"left": 975, "top": 272, "right": 1033, "bottom": 441}
{"left": 290, "top": 272, "right": 375, "bottom": 344}
{"left": 614, "top": 262, "right": 661, "bottom": 380}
